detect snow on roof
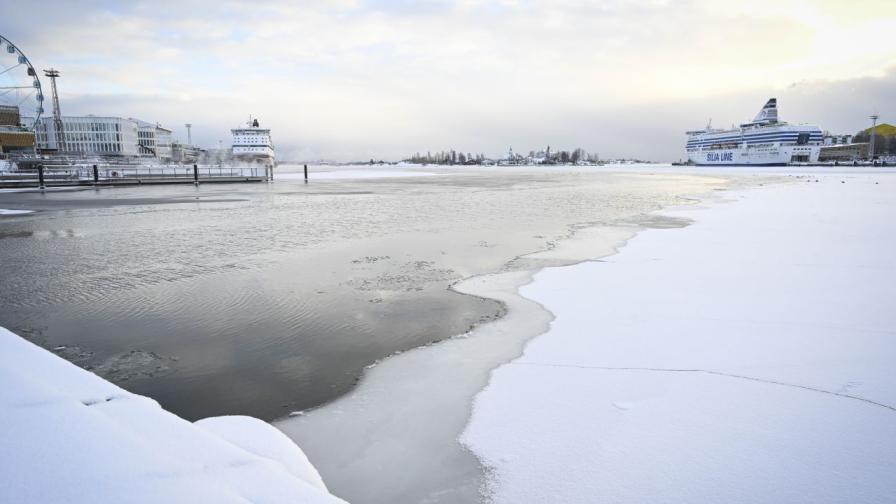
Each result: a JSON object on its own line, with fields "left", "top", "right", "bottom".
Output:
{"left": 0, "top": 327, "right": 347, "bottom": 504}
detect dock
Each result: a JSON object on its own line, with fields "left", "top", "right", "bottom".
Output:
{"left": 0, "top": 164, "right": 269, "bottom": 189}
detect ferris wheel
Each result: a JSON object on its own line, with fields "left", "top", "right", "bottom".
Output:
{"left": 0, "top": 33, "right": 43, "bottom": 130}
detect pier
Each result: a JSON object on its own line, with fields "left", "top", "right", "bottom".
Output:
{"left": 0, "top": 163, "right": 269, "bottom": 189}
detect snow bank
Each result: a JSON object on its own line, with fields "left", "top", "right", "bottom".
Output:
{"left": 0, "top": 208, "right": 34, "bottom": 215}
{"left": 0, "top": 327, "right": 346, "bottom": 504}
{"left": 462, "top": 171, "right": 896, "bottom": 503}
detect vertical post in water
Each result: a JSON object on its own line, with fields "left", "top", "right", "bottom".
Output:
{"left": 92, "top": 164, "right": 99, "bottom": 185}
{"left": 304, "top": 164, "right": 308, "bottom": 183}
{"left": 193, "top": 164, "right": 199, "bottom": 185}
{"left": 38, "top": 164, "right": 46, "bottom": 190}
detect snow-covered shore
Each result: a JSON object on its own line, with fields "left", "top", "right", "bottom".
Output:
{"left": 0, "top": 327, "right": 346, "bottom": 504}
{"left": 462, "top": 170, "right": 896, "bottom": 503}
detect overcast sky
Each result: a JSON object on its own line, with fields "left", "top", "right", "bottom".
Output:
{"left": 3, "top": 0, "right": 895, "bottom": 161}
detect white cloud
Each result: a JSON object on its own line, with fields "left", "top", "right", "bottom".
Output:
{"left": 3, "top": 0, "right": 894, "bottom": 160}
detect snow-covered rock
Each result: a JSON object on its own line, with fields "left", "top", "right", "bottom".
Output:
{"left": 0, "top": 327, "right": 346, "bottom": 504}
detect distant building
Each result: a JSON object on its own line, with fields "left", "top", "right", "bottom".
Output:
{"left": 171, "top": 142, "right": 202, "bottom": 163}
{"left": 818, "top": 143, "right": 868, "bottom": 162}
{"left": 33, "top": 115, "right": 140, "bottom": 156}
{"left": 823, "top": 133, "right": 853, "bottom": 146}
{"left": 29, "top": 115, "right": 177, "bottom": 160}
{"left": 134, "top": 120, "right": 173, "bottom": 161}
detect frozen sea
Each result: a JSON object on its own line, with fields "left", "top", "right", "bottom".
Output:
{"left": 6, "top": 163, "right": 888, "bottom": 504}
{"left": 0, "top": 164, "right": 724, "bottom": 424}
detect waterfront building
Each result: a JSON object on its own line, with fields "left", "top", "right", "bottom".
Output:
{"left": 171, "top": 142, "right": 202, "bottom": 164}
{"left": 823, "top": 133, "right": 854, "bottom": 145}
{"left": 30, "top": 115, "right": 180, "bottom": 160}
{"left": 33, "top": 115, "right": 140, "bottom": 156}
{"left": 134, "top": 120, "right": 173, "bottom": 161}
{"left": 818, "top": 143, "right": 869, "bottom": 162}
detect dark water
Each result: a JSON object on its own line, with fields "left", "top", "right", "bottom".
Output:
{"left": 0, "top": 165, "right": 719, "bottom": 421}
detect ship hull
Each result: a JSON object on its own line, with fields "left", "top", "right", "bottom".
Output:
{"left": 687, "top": 145, "right": 820, "bottom": 166}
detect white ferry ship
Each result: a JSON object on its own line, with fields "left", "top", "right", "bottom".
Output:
{"left": 231, "top": 117, "right": 274, "bottom": 166}
{"left": 686, "top": 99, "right": 822, "bottom": 165}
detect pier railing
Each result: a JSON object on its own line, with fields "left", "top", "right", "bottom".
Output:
{"left": 0, "top": 164, "right": 268, "bottom": 189}
{"left": 76, "top": 165, "right": 264, "bottom": 180}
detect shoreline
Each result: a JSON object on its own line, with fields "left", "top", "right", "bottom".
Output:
{"left": 0, "top": 166, "right": 729, "bottom": 423}
{"left": 275, "top": 173, "right": 743, "bottom": 503}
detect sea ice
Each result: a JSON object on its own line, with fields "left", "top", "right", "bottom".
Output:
{"left": 276, "top": 166, "right": 438, "bottom": 180}
{"left": 462, "top": 170, "right": 896, "bottom": 503}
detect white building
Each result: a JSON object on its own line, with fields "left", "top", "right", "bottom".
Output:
{"left": 823, "top": 133, "right": 854, "bottom": 146}
{"left": 32, "top": 115, "right": 175, "bottom": 160}
{"left": 171, "top": 142, "right": 202, "bottom": 163}
{"left": 134, "top": 120, "right": 173, "bottom": 161}
{"left": 32, "top": 115, "right": 139, "bottom": 156}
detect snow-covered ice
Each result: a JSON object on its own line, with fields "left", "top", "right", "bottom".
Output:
{"left": 462, "top": 170, "right": 896, "bottom": 503}
{"left": 275, "top": 166, "right": 438, "bottom": 180}
{"left": 0, "top": 327, "right": 346, "bottom": 504}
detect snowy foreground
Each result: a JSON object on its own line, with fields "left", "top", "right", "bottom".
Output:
{"left": 462, "top": 171, "right": 896, "bottom": 502}
{"left": 0, "top": 327, "right": 345, "bottom": 504}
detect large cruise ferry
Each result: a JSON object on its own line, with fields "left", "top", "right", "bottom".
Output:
{"left": 686, "top": 99, "right": 822, "bottom": 165}
{"left": 231, "top": 117, "right": 274, "bottom": 166}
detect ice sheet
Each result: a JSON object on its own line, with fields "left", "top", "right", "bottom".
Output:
{"left": 462, "top": 171, "right": 896, "bottom": 503}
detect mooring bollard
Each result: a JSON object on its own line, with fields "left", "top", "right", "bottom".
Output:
{"left": 92, "top": 164, "right": 99, "bottom": 185}
{"left": 37, "top": 164, "right": 45, "bottom": 190}
{"left": 304, "top": 164, "right": 308, "bottom": 183}
{"left": 193, "top": 164, "right": 199, "bottom": 185}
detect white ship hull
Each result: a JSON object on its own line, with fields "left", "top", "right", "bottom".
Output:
{"left": 232, "top": 146, "right": 275, "bottom": 161}
{"left": 688, "top": 144, "right": 821, "bottom": 166}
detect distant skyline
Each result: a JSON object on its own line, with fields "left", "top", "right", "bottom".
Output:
{"left": 4, "top": 0, "right": 895, "bottom": 161}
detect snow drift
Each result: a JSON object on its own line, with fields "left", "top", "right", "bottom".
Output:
{"left": 0, "top": 327, "right": 345, "bottom": 504}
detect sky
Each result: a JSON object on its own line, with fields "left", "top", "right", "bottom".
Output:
{"left": 2, "top": 0, "right": 895, "bottom": 161}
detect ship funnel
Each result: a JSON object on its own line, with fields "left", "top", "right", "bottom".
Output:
{"left": 752, "top": 98, "right": 778, "bottom": 124}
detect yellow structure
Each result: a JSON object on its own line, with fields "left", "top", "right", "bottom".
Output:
{"left": 0, "top": 106, "right": 35, "bottom": 153}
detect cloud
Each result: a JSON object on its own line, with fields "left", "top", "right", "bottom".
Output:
{"left": 2, "top": 0, "right": 894, "bottom": 160}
